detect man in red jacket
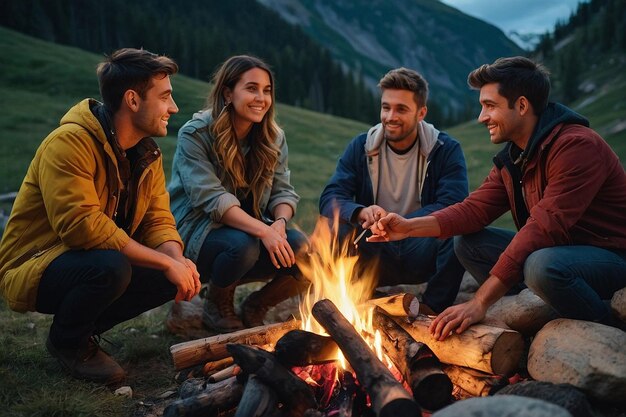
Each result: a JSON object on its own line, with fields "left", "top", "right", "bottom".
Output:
{"left": 368, "top": 56, "right": 626, "bottom": 339}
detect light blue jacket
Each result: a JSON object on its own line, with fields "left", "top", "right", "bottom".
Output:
{"left": 168, "top": 111, "right": 299, "bottom": 261}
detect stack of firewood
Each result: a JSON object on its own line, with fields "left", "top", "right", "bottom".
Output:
{"left": 164, "top": 294, "right": 524, "bottom": 417}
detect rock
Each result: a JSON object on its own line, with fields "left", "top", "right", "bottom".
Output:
{"left": 459, "top": 271, "right": 480, "bottom": 294}
{"left": 528, "top": 319, "right": 626, "bottom": 403}
{"left": 487, "top": 289, "right": 558, "bottom": 336}
{"left": 611, "top": 287, "right": 626, "bottom": 323}
{"left": 114, "top": 386, "right": 133, "bottom": 398}
{"left": 165, "top": 295, "right": 211, "bottom": 339}
{"left": 432, "top": 395, "right": 572, "bottom": 417}
{"left": 495, "top": 381, "right": 593, "bottom": 417}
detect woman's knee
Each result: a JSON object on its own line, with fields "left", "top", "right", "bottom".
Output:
{"left": 287, "top": 229, "right": 309, "bottom": 255}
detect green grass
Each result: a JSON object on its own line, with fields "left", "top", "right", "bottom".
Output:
{"left": 1, "top": 25, "right": 625, "bottom": 416}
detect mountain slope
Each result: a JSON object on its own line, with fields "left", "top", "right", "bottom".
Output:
{"left": 257, "top": 0, "right": 523, "bottom": 120}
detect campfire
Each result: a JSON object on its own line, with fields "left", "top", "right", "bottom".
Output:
{"left": 165, "top": 219, "right": 524, "bottom": 417}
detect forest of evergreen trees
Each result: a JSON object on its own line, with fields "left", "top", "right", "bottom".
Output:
{"left": 0, "top": 0, "right": 380, "bottom": 123}
{"left": 533, "top": 0, "right": 626, "bottom": 103}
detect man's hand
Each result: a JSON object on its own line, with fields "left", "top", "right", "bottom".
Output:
{"left": 367, "top": 213, "right": 413, "bottom": 242}
{"left": 357, "top": 205, "right": 387, "bottom": 229}
{"left": 165, "top": 257, "right": 201, "bottom": 303}
{"left": 429, "top": 298, "right": 487, "bottom": 341}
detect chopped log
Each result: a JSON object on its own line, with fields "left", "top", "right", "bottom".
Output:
{"left": 170, "top": 319, "right": 300, "bottom": 370}
{"left": 392, "top": 315, "right": 524, "bottom": 375}
{"left": 208, "top": 364, "right": 241, "bottom": 383}
{"left": 367, "top": 293, "right": 420, "bottom": 320}
{"left": 312, "top": 299, "right": 421, "bottom": 417}
{"left": 203, "top": 356, "right": 234, "bottom": 376}
{"left": 274, "top": 330, "right": 339, "bottom": 367}
{"left": 163, "top": 376, "right": 243, "bottom": 417}
{"left": 227, "top": 344, "right": 317, "bottom": 417}
{"left": 443, "top": 365, "right": 508, "bottom": 397}
{"left": 373, "top": 309, "right": 451, "bottom": 411}
{"left": 234, "top": 374, "right": 280, "bottom": 417}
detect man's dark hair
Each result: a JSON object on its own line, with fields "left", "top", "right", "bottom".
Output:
{"left": 467, "top": 56, "right": 550, "bottom": 114}
{"left": 378, "top": 67, "right": 429, "bottom": 107}
{"left": 96, "top": 48, "right": 178, "bottom": 113}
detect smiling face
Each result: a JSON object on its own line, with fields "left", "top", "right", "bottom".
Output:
{"left": 478, "top": 83, "right": 529, "bottom": 147}
{"left": 380, "top": 88, "right": 427, "bottom": 151}
{"left": 224, "top": 67, "right": 272, "bottom": 139}
{"left": 133, "top": 74, "right": 178, "bottom": 138}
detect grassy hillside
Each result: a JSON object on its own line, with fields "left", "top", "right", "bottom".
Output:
{"left": 0, "top": 26, "right": 368, "bottom": 233}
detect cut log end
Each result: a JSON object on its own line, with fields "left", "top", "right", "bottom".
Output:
{"left": 491, "top": 331, "right": 525, "bottom": 375}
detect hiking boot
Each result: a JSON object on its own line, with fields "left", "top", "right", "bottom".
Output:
{"left": 241, "top": 275, "right": 309, "bottom": 328}
{"left": 202, "top": 283, "right": 244, "bottom": 333}
{"left": 46, "top": 336, "right": 126, "bottom": 385}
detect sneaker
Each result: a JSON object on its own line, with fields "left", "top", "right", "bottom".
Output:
{"left": 46, "top": 336, "right": 126, "bottom": 385}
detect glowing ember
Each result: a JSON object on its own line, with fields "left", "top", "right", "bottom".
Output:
{"left": 298, "top": 215, "right": 383, "bottom": 367}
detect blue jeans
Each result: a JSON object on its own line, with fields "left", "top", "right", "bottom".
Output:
{"left": 36, "top": 250, "right": 177, "bottom": 348}
{"left": 197, "top": 226, "right": 308, "bottom": 288}
{"left": 343, "top": 224, "right": 465, "bottom": 313}
{"left": 454, "top": 227, "right": 626, "bottom": 323}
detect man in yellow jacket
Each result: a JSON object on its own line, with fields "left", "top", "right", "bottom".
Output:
{"left": 0, "top": 48, "right": 201, "bottom": 385}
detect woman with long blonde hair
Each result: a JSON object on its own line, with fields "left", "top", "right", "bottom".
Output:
{"left": 168, "top": 55, "right": 308, "bottom": 332}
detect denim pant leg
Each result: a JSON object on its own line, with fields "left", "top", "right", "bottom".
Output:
{"left": 404, "top": 237, "right": 466, "bottom": 313}
{"left": 36, "top": 250, "right": 132, "bottom": 348}
{"left": 197, "top": 227, "right": 261, "bottom": 287}
{"left": 197, "top": 226, "right": 309, "bottom": 287}
{"left": 453, "top": 227, "right": 515, "bottom": 285}
{"left": 524, "top": 246, "right": 626, "bottom": 323}
{"left": 36, "top": 250, "right": 178, "bottom": 348}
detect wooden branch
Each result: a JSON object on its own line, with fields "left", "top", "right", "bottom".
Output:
{"left": 392, "top": 315, "right": 524, "bottom": 375}
{"left": 373, "top": 309, "right": 451, "bottom": 411}
{"left": 443, "top": 365, "right": 508, "bottom": 397}
{"left": 274, "top": 329, "right": 339, "bottom": 367}
{"left": 208, "top": 364, "right": 241, "bottom": 383}
{"left": 170, "top": 319, "right": 300, "bottom": 370}
{"left": 234, "top": 374, "right": 280, "bottom": 417}
{"left": 202, "top": 356, "right": 234, "bottom": 376}
{"left": 367, "top": 293, "right": 420, "bottom": 320}
{"left": 163, "top": 376, "right": 243, "bottom": 417}
{"left": 312, "top": 299, "right": 421, "bottom": 417}
{"left": 227, "top": 344, "right": 317, "bottom": 417}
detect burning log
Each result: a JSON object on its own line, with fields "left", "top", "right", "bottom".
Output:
{"left": 312, "top": 299, "right": 421, "bottom": 417}
{"left": 234, "top": 374, "right": 280, "bottom": 417}
{"left": 392, "top": 315, "right": 524, "bottom": 375}
{"left": 373, "top": 308, "right": 452, "bottom": 411}
{"left": 367, "top": 293, "right": 420, "bottom": 320}
{"left": 274, "top": 330, "right": 339, "bottom": 367}
{"left": 227, "top": 344, "right": 317, "bottom": 417}
{"left": 202, "top": 356, "right": 234, "bottom": 376}
{"left": 170, "top": 319, "right": 300, "bottom": 370}
{"left": 163, "top": 376, "right": 244, "bottom": 417}
{"left": 443, "top": 365, "right": 508, "bottom": 397}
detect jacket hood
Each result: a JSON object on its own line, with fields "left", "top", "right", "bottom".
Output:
{"left": 365, "top": 121, "right": 440, "bottom": 157}
{"left": 523, "top": 102, "right": 589, "bottom": 162}
{"left": 60, "top": 99, "right": 109, "bottom": 145}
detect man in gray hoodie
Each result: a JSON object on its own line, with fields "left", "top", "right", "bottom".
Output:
{"left": 319, "top": 68, "right": 469, "bottom": 313}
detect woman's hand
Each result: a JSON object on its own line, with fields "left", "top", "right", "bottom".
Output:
{"left": 261, "top": 224, "right": 295, "bottom": 269}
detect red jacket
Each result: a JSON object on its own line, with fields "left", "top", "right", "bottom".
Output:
{"left": 433, "top": 103, "right": 626, "bottom": 286}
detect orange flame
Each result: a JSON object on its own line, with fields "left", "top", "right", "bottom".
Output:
{"left": 298, "top": 214, "right": 382, "bottom": 366}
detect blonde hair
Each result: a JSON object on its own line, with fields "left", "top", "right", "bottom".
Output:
{"left": 207, "top": 55, "right": 281, "bottom": 219}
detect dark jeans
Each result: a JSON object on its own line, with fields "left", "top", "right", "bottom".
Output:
{"left": 454, "top": 227, "right": 626, "bottom": 323}
{"left": 342, "top": 223, "right": 465, "bottom": 313}
{"left": 197, "top": 226, "right": 309, "bottom": 288}
{"left": 36, "top": 249, "right": 177, "bottom": 349}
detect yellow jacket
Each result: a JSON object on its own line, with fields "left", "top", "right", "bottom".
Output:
{"left": 0, "top": 99, "right": 182, "bottom": 312}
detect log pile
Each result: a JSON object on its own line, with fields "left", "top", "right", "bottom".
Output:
{"left": 166, "top": 294, "right": 525, "bottom": 416}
